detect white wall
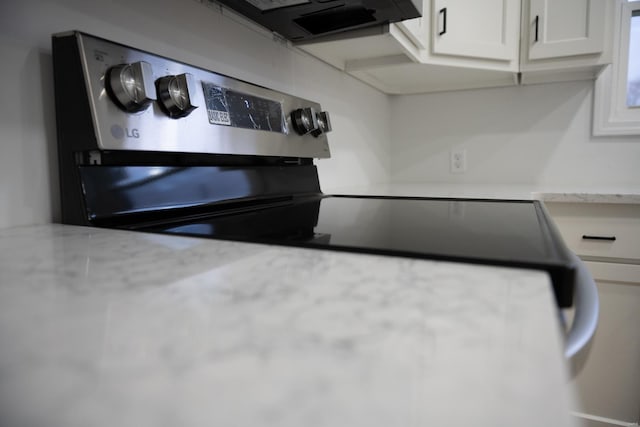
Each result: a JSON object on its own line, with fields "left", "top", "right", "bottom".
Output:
{"left": 0, "top": 0, "right": 391, "bottom": 228}
{"left": 390, "top": 80, "right": 640, "bottom": 188}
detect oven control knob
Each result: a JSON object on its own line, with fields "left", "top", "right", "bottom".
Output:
{"left": 291, "top": 107, "right": 319, "bottom": 136}
{"left": 311, "top": 111, "right": 332, "bottom": 137}
{"left": 156, "top": 73, "right": 199, "bottom": 119}
{"left": 106, "top": 61, "right": 156, "bottom": 113}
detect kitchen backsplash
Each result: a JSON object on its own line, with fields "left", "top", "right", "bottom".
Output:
{"left": 390, "top": 80, "right": 640, "bottom": 186}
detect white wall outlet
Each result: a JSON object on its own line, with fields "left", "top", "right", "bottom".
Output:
{"left": 450, "top": 149, "right": 467, "bottom": 173}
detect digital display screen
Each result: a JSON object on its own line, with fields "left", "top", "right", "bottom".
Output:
{"left": 202, "top": 82, "right": 285, "bottom": 134}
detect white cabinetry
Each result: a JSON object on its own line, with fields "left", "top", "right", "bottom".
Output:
{"left": 431, "top": 0, "right": 518, "bottom": 62}
{"left": 298, "top": 0, "right": 613, "bottom": 94}
{"left": 547, "top": 203, "right": 640, "bottom": 262}
{"left": 577, "top": 262, "right": 640, "bottom": 427}
{"left": 520, "top": 0, "right": 611, "bottom": 84}
{"left": 527, "top": 0, "right": 606, "bottom": 59}
{"left": 545, "top": 202, "right": 640, "bottom": 427}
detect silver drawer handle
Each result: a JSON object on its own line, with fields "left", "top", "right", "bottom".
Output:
{"left": 582, "top": 235, "right": 617, "bottom": 241}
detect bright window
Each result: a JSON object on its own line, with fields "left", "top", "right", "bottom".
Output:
{"left": 593, "top": 0, "right": 640, "bottom": 135}
{"left": 627, "top": 10, "right": 640, "bottom": 106}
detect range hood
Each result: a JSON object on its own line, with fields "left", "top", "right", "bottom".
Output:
{"left": 211, "top": 0, "right": 422, "bottom": 42}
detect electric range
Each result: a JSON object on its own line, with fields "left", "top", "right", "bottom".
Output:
{"left": 52, "top": 31, "right": 576, "bottom": 307}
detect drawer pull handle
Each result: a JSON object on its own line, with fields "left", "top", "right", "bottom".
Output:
{"left": 582, "top": 235, "right": 617, "bottom": 241}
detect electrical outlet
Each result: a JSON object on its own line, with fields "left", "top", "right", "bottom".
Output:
{"left": 450, "top": 149, "right": 467, "bottom": 173}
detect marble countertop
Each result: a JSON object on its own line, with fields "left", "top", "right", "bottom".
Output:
{"left": 0, "top": 224, "right": 577, "bottom": 427}
{"left": 325, "top": 182, "right": 640, "bottom": 204}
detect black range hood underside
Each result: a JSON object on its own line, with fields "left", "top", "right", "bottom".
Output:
{"left": 211, "top": 0, "right": 422, "bottom": 42}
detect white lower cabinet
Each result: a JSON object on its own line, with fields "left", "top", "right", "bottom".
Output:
{"left": 545, "top": 202, "right": 640, "bottom": 427}
{"left": 573, "top": 261, "right": 640, "bottom": 427}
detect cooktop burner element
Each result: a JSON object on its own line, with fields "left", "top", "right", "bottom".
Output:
{"left": 52, "top": 31, "right": 576, "bottom": 307}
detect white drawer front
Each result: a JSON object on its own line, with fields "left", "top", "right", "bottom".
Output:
{"left": 545, "top": 203, "right": 640, "bottom": 262}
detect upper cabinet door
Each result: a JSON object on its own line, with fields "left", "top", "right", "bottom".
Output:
{"left": 431, "top": 0, "right": 520, "bottom": 61}
{"left": 527, "top": 0, "right": 606, "bottom": 60}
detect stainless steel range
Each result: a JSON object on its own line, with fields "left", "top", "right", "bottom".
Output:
{"left": 53, "top": 31, "right": 579, "bottom": 312}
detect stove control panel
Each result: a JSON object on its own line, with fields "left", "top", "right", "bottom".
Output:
{"left": 62, "top": 31, "right": 331, "bottom": 158}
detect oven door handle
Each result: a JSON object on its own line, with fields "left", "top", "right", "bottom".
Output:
{"left": 564, "top": 252, "right": 599, "bottom": 359}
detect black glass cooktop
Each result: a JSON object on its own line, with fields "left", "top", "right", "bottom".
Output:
{"left": 140, "top": 195, "right": 576, "bottom": 307}
{"left": 73, "top": 163, "right": 576, "bottom": 307}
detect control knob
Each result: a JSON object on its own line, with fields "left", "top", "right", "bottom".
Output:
{"left": 156, "top": 73, "right": 198, "bottom": 119}
{"left": 291, "top": 108, "right": 331, "bottom": 137}
{"left": 312, "top": 111, "right": 332, "bottom": 137}
{"left": 106, "top": 61, "right": 156, "bottom": 113}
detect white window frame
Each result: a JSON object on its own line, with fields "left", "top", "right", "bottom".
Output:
{"left": 593, "top": 0, "right": 640, "bottom": 136}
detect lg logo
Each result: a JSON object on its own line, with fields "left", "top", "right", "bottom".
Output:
{"left": 110, "top": 124, "right": 140, "bottom": 140}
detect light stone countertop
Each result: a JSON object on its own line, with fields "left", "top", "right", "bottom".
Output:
{"left": 0, "top": 224, "right": 578, "bottom": 427}
{"left": 532, "top": 191, "right": 640, "bottom": 204}
{"left": 325, "top": 182, "right": 640, "bottom": 204}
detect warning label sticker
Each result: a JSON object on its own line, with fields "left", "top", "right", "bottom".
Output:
{"left": 207, "top": 109, "right": 231, "bottom": 126}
